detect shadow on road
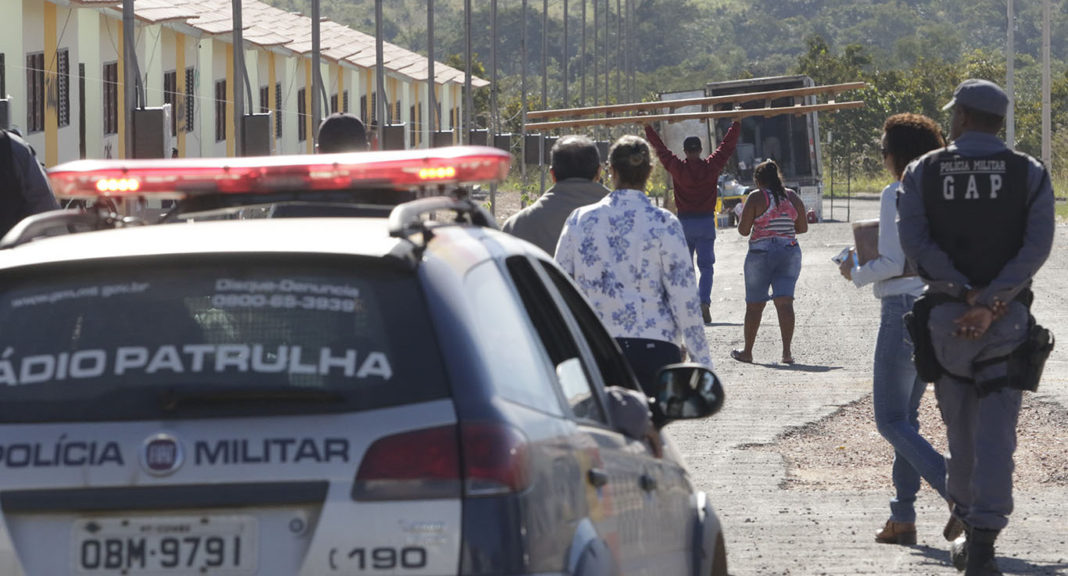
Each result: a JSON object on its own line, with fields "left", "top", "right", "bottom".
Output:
{"left": 765, "top": 363, "right": 843, "bottom": 373}
{"left": 909, "top": 544, "right": 1068, "bottom": 575}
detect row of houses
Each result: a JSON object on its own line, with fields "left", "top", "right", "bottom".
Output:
{"left": 3, "top": 0, "right": 489, "bottom": 167}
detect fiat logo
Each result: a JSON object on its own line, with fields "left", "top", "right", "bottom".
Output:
{"left": 140, "top": 433, "right": 184, "bottom": 476}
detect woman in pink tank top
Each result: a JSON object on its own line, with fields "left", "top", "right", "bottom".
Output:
{"left": 731, "top": 160, "right": 808, "bottom": 364}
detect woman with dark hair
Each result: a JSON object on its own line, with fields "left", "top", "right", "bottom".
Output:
{"left": 731, "top": 160, "right": 807, "bottom": 364}
{"left": 556, "top": 135, "right": 713, "bottom": 392}
{"left": 839, "top": 113, "right": 957, "bottom": 546}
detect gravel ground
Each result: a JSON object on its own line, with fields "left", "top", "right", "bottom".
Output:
{"left": 492, "top": 189, "right": 1068, "bottom": 575}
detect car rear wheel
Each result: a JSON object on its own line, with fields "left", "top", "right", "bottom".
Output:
{"left": 711, "top": 532, "right": 728, "bottom": 576}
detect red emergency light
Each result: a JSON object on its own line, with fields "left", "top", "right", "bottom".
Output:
{"left": 48, "top": 146, "right": 512, "bottom": 199}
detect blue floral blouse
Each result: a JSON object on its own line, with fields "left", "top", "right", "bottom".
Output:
{"left": 555, "top": 188, "right": 713, "bottom": 367}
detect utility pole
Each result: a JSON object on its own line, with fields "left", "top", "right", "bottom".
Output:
{"left": 122, "top": 0, "right": 136, "bottom": 157}
{"left": 376, "top": 0, "right": 387, "bottom": 140}
{"left": 592, "top": 0, "right": 598, "bottom": 105}
{"left": 233, "top": 0, "right": 246, "bottom": 155}
{"left": 427, "top": 0, "right": 435, "bottom": 147}
{"left": 521, "top": 0, "right": 527, "bottom": 178}
{"left": 491, "top": 0, "right": 498, "bottom": 136}
{"left": 615, "top": 0, "right": 621, "bottom": 100}
{"left": 311, "top": 0, "right": 321, "bottom": 147}
{"left": 542, "top": 0, "right": 548, "bottom": 109}
{"left": 581, "top": 0, "right": 586, "bottom": 106}
{"left": 1005, "top": 0, "right": 1015, "bottom": 147}
{"left": 1041, "top": 0, "right": 1051, "bottom": 166}
{"left": 562, "top": 0, "right": 569, "bottom": 108}
{"left": 464, "top": 0, "right": 472, "bottom": 141}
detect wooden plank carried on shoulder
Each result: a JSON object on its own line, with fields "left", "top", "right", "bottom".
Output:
{"left": 525, "top": 81, "right": 867, "bottom": 121}
{"left": 525, "top": 101, "right": 865, "bottom": 131}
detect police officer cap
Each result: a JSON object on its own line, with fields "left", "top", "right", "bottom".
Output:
{"left": 683, "top": 136, "right": 702, "bottom": 152}
{"left": 942, "top": 79, "right": 1008, "bottom": 118}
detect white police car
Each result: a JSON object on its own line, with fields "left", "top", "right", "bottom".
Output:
{"left": 0, "top": 147, "right": 727, "bottom": 576}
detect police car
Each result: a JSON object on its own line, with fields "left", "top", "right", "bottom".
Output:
{"left": 0, "top": 147, "right": 727, "bottom": 576}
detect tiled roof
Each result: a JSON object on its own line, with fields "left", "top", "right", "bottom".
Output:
{"left": 78, "top": 0, "right": 486, "bottom": 86}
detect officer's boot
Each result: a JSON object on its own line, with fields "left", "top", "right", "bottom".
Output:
{"left": 964, "top": 528, "right": 1002, "bottom": 576}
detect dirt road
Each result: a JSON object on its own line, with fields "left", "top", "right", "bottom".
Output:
{"left": 670, "top": 196, "right": 1068, "bottom": 575}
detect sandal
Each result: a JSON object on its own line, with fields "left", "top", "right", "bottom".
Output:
{"left": 730, "top": 349, "right": 752, "bottom": 363}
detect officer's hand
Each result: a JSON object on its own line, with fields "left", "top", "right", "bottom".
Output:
{"left": 953, "top": 306, "right": 994, "bottom": 340}
{"left": 990, "top": 298, "right": 1008, "bottom": 320}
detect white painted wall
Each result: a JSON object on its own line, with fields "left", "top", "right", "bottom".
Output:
{"left": 78, "top": 9, "right": 101, "bottom": 159}
{"left": 54, "top": 2, "right": 81, "bottom": 164}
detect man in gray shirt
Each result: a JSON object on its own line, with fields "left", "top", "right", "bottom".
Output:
{"left": 501, "top": 135, "right": 607, "bottom": 255}
{"left": 0, "top": 129, "right": 60, "bottom": 238}
{"left": 898, "top": 79, "right": 1054, "bottom": 576}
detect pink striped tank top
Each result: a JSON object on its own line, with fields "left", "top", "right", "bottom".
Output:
{"left": 750, "top": 188, "right": 798, "bottom": 242}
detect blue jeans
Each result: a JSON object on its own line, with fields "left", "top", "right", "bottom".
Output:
{"left": 873, "top": 293, "right": 947, "bottom": 523}
{"left": 679, "top": 213, "right": 717, "bottom": 305}
{"left": 743, "top": 237, "right": 801, "bottom": 302}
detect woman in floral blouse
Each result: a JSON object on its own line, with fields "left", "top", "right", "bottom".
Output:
{"left": 555, "top": 134, "right": 713, "bottom": 394}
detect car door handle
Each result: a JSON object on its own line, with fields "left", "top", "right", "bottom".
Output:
{"left": 587, "top": 468, "right": 609, "bottom": 487}
{"left": 639, "top": 473, "right": 658, "bottom": 492}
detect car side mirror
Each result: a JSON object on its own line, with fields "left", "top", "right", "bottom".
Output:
{"left": 654, "top": 363, "right": 724, "bottom": 421}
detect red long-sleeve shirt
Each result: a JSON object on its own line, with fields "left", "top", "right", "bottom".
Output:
{"left": 645, "top": 122, "right": 741, "bottom": 215}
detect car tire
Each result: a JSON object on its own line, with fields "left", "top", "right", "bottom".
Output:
{"left": 711, "top": 532, "right": 728, "bottom": 576}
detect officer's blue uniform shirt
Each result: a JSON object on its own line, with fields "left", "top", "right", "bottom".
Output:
{"left": 898, "top": 130, "right": 1054, "bottom": 308}
{"left": 897, "top": 130, "right": 1054, "bottom": 381}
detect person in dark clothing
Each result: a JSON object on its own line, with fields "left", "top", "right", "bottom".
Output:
{"left": 0, "top": 129, "right": 60, "bottom": 239}
{"left": 898, "top": 79, "right": 1055, "bottom": 576}
{"left": 645, "top": 120, "right": 741, "bottom": 324}
{"left": 501, "top": 135, "right": 608, "bottom": 255}
{"left": 316, "top": 113, "right": 369, "bottom": 153}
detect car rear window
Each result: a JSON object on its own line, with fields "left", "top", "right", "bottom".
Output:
{"left": 0, "top": 255, "right": 448, "bottom": 422}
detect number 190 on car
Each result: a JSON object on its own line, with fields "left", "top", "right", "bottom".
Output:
{"left": 73, "top": 516, "right": 256, "bottom": 574}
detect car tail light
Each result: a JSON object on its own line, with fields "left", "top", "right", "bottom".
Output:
{"left": 353, "top": 425, "right": 462, "bottom": 501}
{"left": 460, "top": 423, "right": 530, "bottom": 496}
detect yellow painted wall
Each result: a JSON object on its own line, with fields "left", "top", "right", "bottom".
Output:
{"left": 43, "top": 2, "right": 58, "bottom": 166}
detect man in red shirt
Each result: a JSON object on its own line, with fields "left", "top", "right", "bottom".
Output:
{"left": 645, "top": 120, "right": 741, "bottom": 323}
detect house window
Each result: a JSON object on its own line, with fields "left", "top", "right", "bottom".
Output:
{"left": 163, "top": 70, "right": 177, "bottom": 135}
{"left": 57, "top": 49, "right": 70, "bottom": 128}
{"left": 330, "top": 93, "right": 338, "bottom": 114}
{"left": 274, "top": 82, "right": 282, "bottom": 138}
{"left": 184, "top": 67, "right": 195, "bottom": 132}
{"left": 214, "top": 80, "right": 226, "bottom": 142}
{"left": 0, "top": 54, "right": 6, "bottom": 99}
{"left": 26, "top": 52, "right": 44, "bottom": 133}
{"left": 342, "top": 90, "right": 349, "bottom": 113}
{"left": 103, "top": 61, "right": 118, "bottom": 135}
{"left": 297, "top": 88, "right": 306, "bottom": 142}
{"left": 360, "top": 95, "right": 367, "bottom": 120}
{"left": 259, "top": 85, "right": 269, "bottom": 115}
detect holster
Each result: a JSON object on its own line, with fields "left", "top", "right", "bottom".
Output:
{"left": 973, "top": 317, "right": 1054, "bottom": 396}
{"left": 904, "top": 293, "right": 952, "bottom": 383}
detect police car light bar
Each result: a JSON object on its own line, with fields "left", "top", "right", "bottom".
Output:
{"left": 47, "top": 146, "right": 511, "bottom": 198}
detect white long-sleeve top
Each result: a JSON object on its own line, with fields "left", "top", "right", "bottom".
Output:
{"left": 850, "top": 181, "right": 925, "bottom": 299}
{"left": 555, "top": 188, "right": 713, "bottom": 367}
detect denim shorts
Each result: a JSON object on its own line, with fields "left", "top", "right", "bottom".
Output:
{"left": 744, "top": 237, "right": 802, "bottom": 302}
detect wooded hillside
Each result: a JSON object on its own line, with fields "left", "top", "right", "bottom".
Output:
{"left": 265, "top": 0, "right": 1067, "bottom": 178}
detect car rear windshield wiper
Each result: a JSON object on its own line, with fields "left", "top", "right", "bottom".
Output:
{"left": 159, "top": 385, "right": 346, "bottom": 412}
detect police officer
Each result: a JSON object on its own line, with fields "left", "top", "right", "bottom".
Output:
{"left": 0, "top": 129, "right": 59, "bottom": 238}
{"left": 898, "top": 79, "right": 1055, "bottom": 575}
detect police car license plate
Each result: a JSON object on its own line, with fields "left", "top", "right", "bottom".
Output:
{"left": 72, "top": 515, "right": 257, "bottom": 574}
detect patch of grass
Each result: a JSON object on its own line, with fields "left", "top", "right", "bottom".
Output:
{"left": 1055, "top": 198, "right": 1068, "bottom": 221}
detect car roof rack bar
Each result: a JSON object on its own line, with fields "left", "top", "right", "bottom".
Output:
{"left": 387, "top": 196, "right": 498, "bottom": 240}
{"left": 0, "top": 209, "right": 141, "bottom": 249}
